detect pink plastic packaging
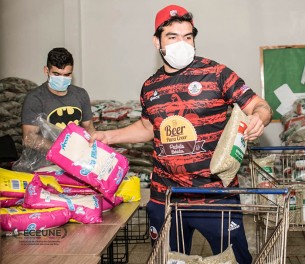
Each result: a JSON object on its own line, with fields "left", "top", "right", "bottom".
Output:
{"left": 0, "top": 197, "right": 24, "bottom": 208}
{"left": 0, "top": 206, "right": 70, "bottom": 231}
{"left": 46, "top": 123, "right": 129, "bottom": 202}
{"left": 35, "top": 165, "right": 88, "bottom": 186}
{"left": 60, "top": 184, "right": 98, "bottom": 195}
{"left": 24, "top": 174, "right": 103, "bottom": 224}
{"left": 102, "top": 195, "right": 123, "bottom": 212}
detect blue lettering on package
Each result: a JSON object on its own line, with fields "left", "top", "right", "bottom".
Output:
{"left": 28, "top": 184, "right": 36, "bottom": 195}
{"left": 93, "top": 196, "right": 99, "bottom": 208}
{"left": 59, "top": 194, "right": 75, "bottom": 211}
{"left": 60, "top": 134, "right": 71, "bottom": 150}
{"left": 80, "top": 141, "right": 97, "bottom": 176}
{"left": 115, "top": 167, "right": 124, "bottom": 185}
{"left": 55, "top": 169, "right": 65, "bottom": 175}
{"left": 97, "top": 153, "right": 115, "bottom": 180}
{"left": 26, "top": 223, "right": 36, "bottom": 231}
{"left": 29, "top": 213, "right": 41, "bottom": 219}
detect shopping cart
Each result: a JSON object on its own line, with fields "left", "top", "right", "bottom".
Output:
{"left": 147, "top": 187, "right": 290, "bottom": 264}
{"left": 249, "top": 146, "right": 305, "bottom": 231}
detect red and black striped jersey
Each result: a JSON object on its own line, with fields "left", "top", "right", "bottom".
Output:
{"left": 140, "top": 56, "right": 256, "bottom": 204}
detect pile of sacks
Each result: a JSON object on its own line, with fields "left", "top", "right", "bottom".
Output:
{"left": 0, "top": 77, "right": 37, "bottom": 155}
{"left": 91, "top": 100, "right": 153, "bottom": 187}
{"left": 280, "top": 98, "right": 305, "bottom": 148}
{"left": 0, "top": 123, "right": 140, "bottom": 232}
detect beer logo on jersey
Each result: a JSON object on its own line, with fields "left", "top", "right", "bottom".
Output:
{"left": 158, "top": 116, "right": 205, "bottom": 156}
{"left": 188, "top": 81, "right": 202, "bottom": 96}
{"left": 48, "top": 106, "right": 82, "bottom": 129}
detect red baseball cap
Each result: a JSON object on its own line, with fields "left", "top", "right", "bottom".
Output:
{"left": 155, "top": 5, "right": 192, "bottom": 31}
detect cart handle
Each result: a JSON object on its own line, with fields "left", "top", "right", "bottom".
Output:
{"left": 171, "top": 187, "right": 289, "bottom": 195}
{"left": 249, "top": 146, "right": 305, "bottom": 151}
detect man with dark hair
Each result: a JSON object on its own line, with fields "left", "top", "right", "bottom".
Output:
{"left": 21, "top": 47, "right": 94, "bottom": 148}
{"left": 90, "top": 5, "right": 273, "bottom": 263}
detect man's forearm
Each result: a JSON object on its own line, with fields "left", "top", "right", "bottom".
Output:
{"left": 252, "top": 102, "right": 273, "bottom": 126}
{"left": 23, "top": 132, "right": 53, "bottom": 152}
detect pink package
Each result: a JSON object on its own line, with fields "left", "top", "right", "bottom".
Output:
{"left": 46, "top": 123, "right": 129, "bottom": 202}
{"left": 0, "top": 206, "right": 70, "bottom": 231}
{"left": 24, "top": 174, "right": 103, "bottom": 224}
{"left": 0, "top": 197, "right": 24, "bottom": 208}
{"left": 102, "top": 195, "right": 123, "bottom": 212}
{"left": 61, "top": 184, "right": 97, "bottom": 195}
{"left": 35, "top": 165, "right": 88, "bottom": 186}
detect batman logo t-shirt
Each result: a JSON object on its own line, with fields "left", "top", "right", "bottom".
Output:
{"left": 21, "top": 82, "right": 93, "bottom": 129}
{"left": 48, "top": 106, "right": 82, "bottom": 129}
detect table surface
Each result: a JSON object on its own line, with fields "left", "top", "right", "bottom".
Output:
{"left": 1, "top": 201, "right": 140, "bottom": 257}
{"left": 1, "top": 255, "right": 101, "bottom": 264}
{"left": 140, "top": 188, "right": 150, "bottom": 207}
{"left": 102, "top": 201, "right": 140, "bottom": 227}
{"left": 1, "top": 223, "right": 120, "bottom": 256}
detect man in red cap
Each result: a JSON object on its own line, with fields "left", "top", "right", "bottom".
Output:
{"left": 90, "top": 5, "right": 272, "bottom": 263}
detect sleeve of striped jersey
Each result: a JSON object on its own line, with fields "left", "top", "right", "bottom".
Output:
{"left": 217, "top": 65, "right": 257, "bottom": 108}
{"left": 140, "top": 87, "right": 149, "bottom": 119}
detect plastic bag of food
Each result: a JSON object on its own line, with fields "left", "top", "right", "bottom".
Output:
{"left": 251, "top": 154, "right": 277, "bottom": 203}
{"left": 167, "top": 244, "right": 237, "bottom": 264}
{"left": 46, "top": 123, "right": 129, "bottom": 202}
{"left": 12, "top": 114, "right": 63, "bottom": 172}
{"left": 60, "top": 184, "right": 97, "bottom": 195}
{"left": 23, "top": 174, "right": 103, "bottom": 224}
{"left": 102, "top": 195, "right": 123, "bottom": 212}
{"left": 0, "top": 168, "right": 63, "bottom": 198}
{"left": 0, "top": 206, "right": 70, "bottom": 231}
{"left": 293, "top": 97, "right": 305, "bottom": 115}
{"left": 115, "top": 175, "right": 141, "bottom": 202}
{"left": 252, "top": 154, "right": 276, "bottom": 187}
{"left": 35, "top": 165, "right": 88, "bottom": 186}
{"left": 0, "top": 197, "right": 24, "bottom": 208}
{"left": 210, "top": 104, "right": 249, "bottom": 187}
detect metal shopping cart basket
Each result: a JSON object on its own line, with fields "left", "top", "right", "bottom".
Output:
{"left": 147, "top": 187, "right": 290, "bottom": 264}
{"left": 249, "top": 146, "right": 305, "bottom": 231}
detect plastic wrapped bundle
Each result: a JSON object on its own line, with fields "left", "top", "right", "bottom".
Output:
{"left": 23, "top": 174, "right": 103, "bottom": 224}
{"left": 46, "top": 123, "right": 129, "bottom": 202}
{"left": 210, "top": 104, "right": 249, "bottom": 187}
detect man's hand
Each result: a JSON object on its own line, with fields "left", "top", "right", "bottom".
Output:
{"left": 89, "top": 131, "right": 109, "bottom": 146}
{"left": 244, "top": 114, "right": 264, "bottom": 141}
{"left": 242, "top": 95, "right": 273, "bottom": 141}
{"left": 89, "top": 119, "right": 154, "bottom": 147}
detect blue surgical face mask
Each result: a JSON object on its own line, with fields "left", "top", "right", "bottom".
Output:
{"left": 48, "top": 75, "right": 72, "bottom": 92}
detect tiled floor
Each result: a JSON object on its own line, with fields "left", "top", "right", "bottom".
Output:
{"left": 127, "top": 216, "right": 305, "bottom": 264}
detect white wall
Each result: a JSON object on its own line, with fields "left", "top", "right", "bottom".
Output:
{"left": 1, "top": 0, "right": 305, "bottom": 146}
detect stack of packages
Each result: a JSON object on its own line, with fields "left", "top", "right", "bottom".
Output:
{"left": 91, "top": 100, "right": 153, "bottom": 188}
{"left": 0, "top": 77, "right": 37, "bottom": 156}
{"left": 279, "top": 98, "right": 305, "bottom": 183}
{"left": 280, "top": 98, "right": 305, "bottom": 150}
{"left": 0, "top": 123, "right": 137, "bottom": 232}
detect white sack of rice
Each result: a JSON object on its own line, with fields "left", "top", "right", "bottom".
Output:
{"left": 167, "top": 244, "right": 237, "bottom": 264}
{"left": 210, "top": 104, "right": 250, "bottom": 187}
